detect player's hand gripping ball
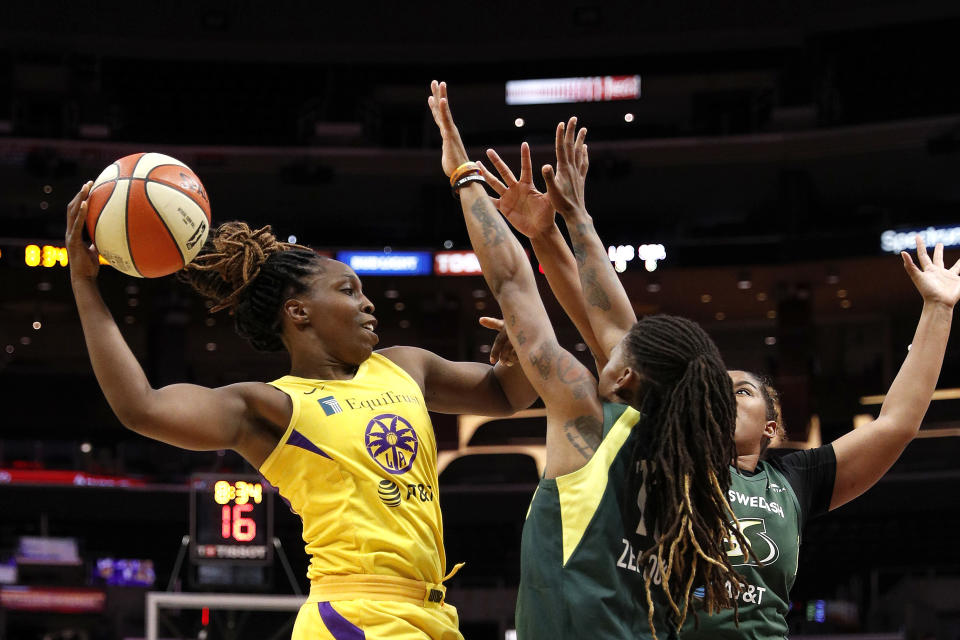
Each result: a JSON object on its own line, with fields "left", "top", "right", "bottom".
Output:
{"left": 84, "top": 152, "right": 211, "bottom": 278}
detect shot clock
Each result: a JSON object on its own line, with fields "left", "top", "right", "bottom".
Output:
{"left": 189, "top": 474, "right": 273, "bottom": 565}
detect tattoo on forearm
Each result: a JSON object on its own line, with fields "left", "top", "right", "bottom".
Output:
{"left": 571, "top": 238, "right": 587, "bottom": 267}
{"left": 470, "top": 198, "right": 506, "bottom": 247}
{"left": 516, "top": 330, "right": 527, "bottom": 346}
{"left": 564, "top": 415, "right": 603, "bottom": 460}
{"left": 569, "top": 223, "right": 613, "bottom": 311}
{"left": 581, "top": 267, "right": 613, "bottom": 311}
{"left": 529, "top": 340, "right": 558, "bottom": 380}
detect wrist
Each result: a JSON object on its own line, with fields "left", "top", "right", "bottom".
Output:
{"left": 922, "top": 298, "right": 956, "bottom": 315}
{"left": 531, "top": 221, "right": 563, "bottom": 243}
{"left": 560, "top": 206, "right": 591, "bottom": 225}
{"left": 70, "top": 273, "right": 98, "bottom": 289}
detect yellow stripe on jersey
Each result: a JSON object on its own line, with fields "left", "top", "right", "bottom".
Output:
{"left": 555, "top": 407, "right": 640, "bottom": 566}
{"left": 260, "top": 352, "right": 446, "bottom": 584}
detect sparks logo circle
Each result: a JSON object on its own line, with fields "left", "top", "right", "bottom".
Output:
{"left": 364, "top": 413, "right": 419, "bottom": 474}
{"left": 378, "top": 480, "right": 402, "bottom": 507}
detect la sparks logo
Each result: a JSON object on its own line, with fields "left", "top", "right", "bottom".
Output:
{"left": 365, "top": 413, "right": 419, "bottom": 474}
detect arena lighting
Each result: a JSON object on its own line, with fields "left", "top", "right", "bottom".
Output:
{"left": 23, "top": 244, "right": 110, "bottom": 267}
{"left": 608, "top": 243, "right": 666, "bottom": 272}
{"left": 880, "top": 225, "right": 960, "bottom": 253}
{"left": 435, "top": 251, "right": 483, "bottom": 276}
{"left": 860, "top": 388, "right": 960, "bottom": 405}
{"left": 336, "top": 251, "right": 432, "bottom": 276}
{"left": 506, "top": 75, "right": 641, "bottom": 105}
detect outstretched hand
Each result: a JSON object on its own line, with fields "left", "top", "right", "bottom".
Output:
{"left": 902, "top": 236, "right": 960, "bottom": 307}
{"left": 479, "top": 143, "right": 554, "bottom": 238}
{"left": 65, "top": 181, "right": 99, "bottom": 281}
{"left": 542, "top": 117, "right": 589, "bottom": 217}
{"left": 427, "top": 80, "right": 470, "bottom": 177}
{"left": 479, "top": 316, "right": 518, "bottom": 366}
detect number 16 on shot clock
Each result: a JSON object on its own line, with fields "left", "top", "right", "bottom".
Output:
{"left": 189, "top": 474, "right": 274, "bottom": 564}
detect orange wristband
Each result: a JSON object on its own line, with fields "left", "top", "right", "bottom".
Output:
{"left": 449, "top": 162, "right": 480, "bottom": 187}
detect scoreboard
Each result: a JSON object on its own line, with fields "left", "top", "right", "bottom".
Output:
{"left": 189, "top": 474, "right": 273, "bottom": 565}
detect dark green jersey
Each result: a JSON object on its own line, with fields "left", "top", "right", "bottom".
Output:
{"left": 516, "top": 403, "right": 676, "bottom": 640}
{"left": 682, "top": 446, "right": 836, "bottom": 639}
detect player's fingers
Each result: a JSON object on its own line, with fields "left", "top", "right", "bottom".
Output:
{"left": 915, "top": 235, "right": 932, "bottom": 269}
{"left": 486, "top": 148, "right": 518, "bottom": 186}
{"left": 520, "top": 142, "right": 533, "bottom": 184}
{"left": 564, "top": 116, "right": 578, "bottom": 151}
{"left": 581, "top": 144, "right": 589, "bottom": 175}
{"left": 542, "top": 164, "right": 559, "bottom": 194}
{"left": 575, "top": 126, "right": 587, "bottom": 150}
{"left": 901, "top": 251, "right": 921, "bottom": 277}
{"left": 489, "top": 331, "right": 509, "bottom": 365}
{"left": 554, "top": 121, "right": 565, "bottom": 167}
{"left": 950, "top": 257, "right": 960, "bottom": 275}
{"left": 477, "top": 161, "right": 507, "bottom": 196}
{"left": 478, "top": 316, "right": 504, "bottom": 331}
{"left": 934, "top": 242, "right": 944, "bottom": 267}
{"left": 69, "top": 200, "right": 88, "bottom": 242}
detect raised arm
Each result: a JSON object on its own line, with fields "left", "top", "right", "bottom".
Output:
{"left": 429, "top": 80, "right": 604, "bottom": 477}
{"left": 830, "top": 237, "right": 960, "bottom": 509}
{"left": 478, "top": 137, "right": 607, "bottom": 368}
{"left": 377, "top": 344, "right": 536, "bottom": 417}
{"left": 542, "top": 119, "right": 638, "bottom": 357}
{"left": 481, "top": 119, "right": 637, "bottom": 362}
{"left": 66, "top": 183, "right": 290, "bottom": 467}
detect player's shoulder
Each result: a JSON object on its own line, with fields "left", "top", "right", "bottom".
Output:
{"left": 217, "top": 381, "right": 292, "bottom": 424}
{"left": 375, "top": 345, "right": 431, "bottom": 382}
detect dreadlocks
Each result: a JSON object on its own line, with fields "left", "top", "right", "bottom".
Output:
{"left": 620, "top": 315, "right": 753, "bottom": 635}
{"left": 178, "top": 221, "right": 325, "bottom": 352}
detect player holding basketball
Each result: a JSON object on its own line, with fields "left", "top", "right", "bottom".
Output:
{"left": 479, "top": 118, "right": 960, "bottom": 638}
{"left": 430, "top": 80, "right": 752, "bottom": 639}
{"left": 64, "top": 182, "right": 537, "bottom": 640}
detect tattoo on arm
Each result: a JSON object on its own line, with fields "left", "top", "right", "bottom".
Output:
{"left": 570, "top": 223, "right": 612, "bottom": 311}
{"left": 572, "top": 241, "right": 587, "bottom": 267}
{"left": 564, "top": 415, "right": 604, "bottom": 460}
{"left": 581, "top": 267, "right": 612, "bottom": 311}
{"left": 470, "top": 198, "right": 507, "bottom": 247}
{"left": 556, "top": 353, "right": 591, "bottom": 399}
{"left": 529, "top": 340, "right": 558, "bottom": 380}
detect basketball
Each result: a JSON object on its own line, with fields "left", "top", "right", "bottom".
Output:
{"left": 85, "top": 152, "right": 211, "bottom": 278}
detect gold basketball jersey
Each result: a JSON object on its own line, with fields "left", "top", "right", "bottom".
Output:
{"left": 260, "top": 352, "right": 446, "bottom": 584}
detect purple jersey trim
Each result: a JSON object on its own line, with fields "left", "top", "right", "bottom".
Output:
{"left": 287, "top": 429, "right": 332, "bottom": 459}
{"left": 318, "top": 601, "right": 365, "bottom": 640}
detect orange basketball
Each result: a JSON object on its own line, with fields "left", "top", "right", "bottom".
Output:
{"left": 85, "top": 153, "right": 211, "bottom": 278}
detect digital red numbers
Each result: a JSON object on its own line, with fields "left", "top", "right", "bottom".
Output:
{"left": 213, "top": 481, "right": 261, "bottom": 541}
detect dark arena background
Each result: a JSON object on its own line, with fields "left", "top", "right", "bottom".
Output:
{"left": 2, "top": 2, "right": 960, "bottom": 639}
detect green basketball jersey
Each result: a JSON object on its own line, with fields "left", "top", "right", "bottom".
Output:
{"left": 515, "top": 403, "right": 677, "bottom": 640}
{"left": 681, "top": 461, "right": 803, "bottom": 639}
{"left": 682, "top": 446, "right": 836, "bottom": 639}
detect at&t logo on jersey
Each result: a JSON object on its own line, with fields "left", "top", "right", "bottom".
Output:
{"left": 318, "top": 395, "right": 343, "bottom": 416}
{"left": 365, "top": 413, "right": 419, "bottom": 474}
{"left": 378, "top": 480, "right": 402, "bottom": 507}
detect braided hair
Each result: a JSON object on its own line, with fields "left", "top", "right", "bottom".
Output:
{"left": 620, "top": 315, "right": 753, "bottom": 635}
{"left": 178, "top": 221, "right": 325, "bottom": 351}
